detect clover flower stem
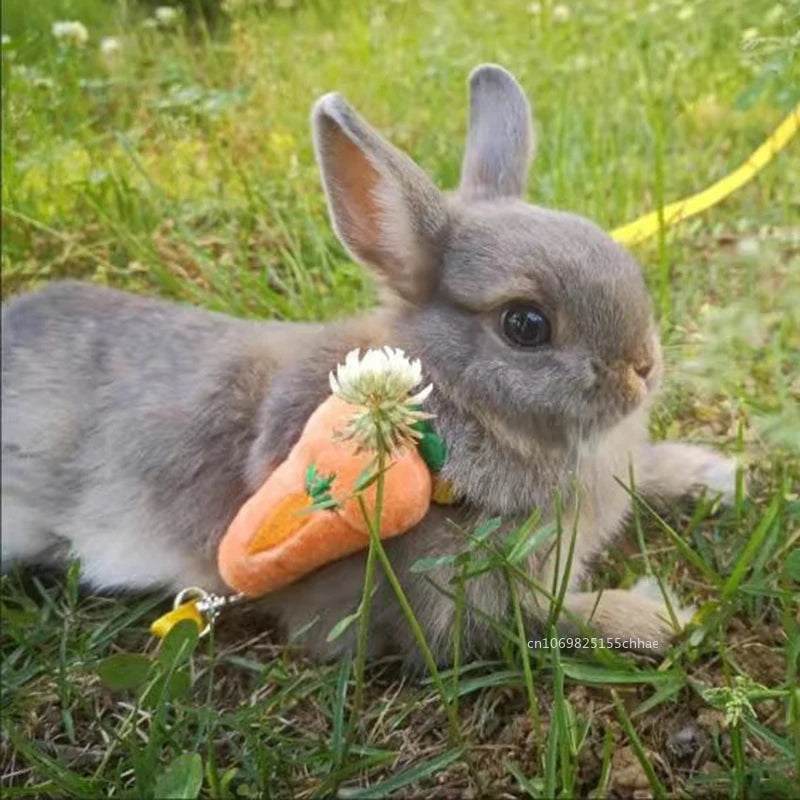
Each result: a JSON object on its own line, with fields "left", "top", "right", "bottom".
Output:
{"left": 366, "top": 513, "right": 462, "bottom": 745}
{"left": 350, "top": 407, "right": 461, "bottom": 746}
{"left": 730, "top": 722, "right": 746, "bottom": 799}
{"left": 349, "top": 436, "right": 385, "bottom": 742}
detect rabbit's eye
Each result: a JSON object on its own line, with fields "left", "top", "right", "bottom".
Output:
{"left": 501, "top": 305, "right": 551, "bottom": 348}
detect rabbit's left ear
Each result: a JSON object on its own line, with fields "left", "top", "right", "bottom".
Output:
{"left": 459, "top": 64, "right": 534, "bottom": 201}
{"left": 312, "top": 93, "right": 448, "bottom": 304}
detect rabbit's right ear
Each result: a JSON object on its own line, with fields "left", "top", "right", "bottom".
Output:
{"left": 312, "top": 94, "right": 448, "bottom": 304}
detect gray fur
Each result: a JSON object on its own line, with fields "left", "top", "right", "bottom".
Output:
{"left": 1, "top": 64, "right": 736, "bottom": 664}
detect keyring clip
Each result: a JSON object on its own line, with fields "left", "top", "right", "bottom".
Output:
{"left": 151, "top": 587, "right": 245, "bottom": 639}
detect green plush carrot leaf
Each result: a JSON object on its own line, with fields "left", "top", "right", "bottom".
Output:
{"left": 304, "top": 463, "right": 338, "bottom": 509}
{"left": 412, "top": 417, "right": 447, "bottom": 473}
{"left": 303, "top": 497, "right": 340, "bottom": 514}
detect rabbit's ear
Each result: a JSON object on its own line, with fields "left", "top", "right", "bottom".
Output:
{"left": 459, "top": 64, "right": 534, "bottom": 201}
{"left": 312, "top": 93, "right": 448, "bottom": 304}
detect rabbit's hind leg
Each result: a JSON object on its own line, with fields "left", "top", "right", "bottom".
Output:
{"left": 58, "top": 485, "right": 226, "bottom": 594}
{"left": 0, "top": 485, "right": 61, "bottom": 570}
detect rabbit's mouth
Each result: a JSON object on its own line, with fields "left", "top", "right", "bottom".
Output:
{"left": 614, "top": 362, "right": 652, "bottom": 405}
{"left": 585, "top": 327, "right": 663, "bottom": 411}
{"left": 584, "top": 357, "right": 660, "bottom": 429}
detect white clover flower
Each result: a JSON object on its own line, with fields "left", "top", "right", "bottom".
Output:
{"left": 552, "top": 4, "right": 571, "bottom": 22}
{"left": 15, "top": 65, "right": 55, "bottom": 89}
{"left": 736, "top": 237, "right": 760, "bottom": 259}
{"left": 570, "top": 53, "right": 589, "bottom": 71}
{"left": 155, "top": 6, "right": 180, "bottom": 26}
{"left": 1, "top": 34, "right": 11, "bottom": 47}
{"left": 330, "top": 347, "right": 430, "bottom": 406}
{"left": 100, "top": 36, "right": 122, "bottom": 58}
{"left": 329, "top": 347, "right": 433, "bottom": 453}
{"left": 52, "top": 21, "right": 89, "bottom": 46}
{"left": 702, "top": 676, "right": 762, "bottom": 728}
{"left": 527, "top": 2, "right": 542, "bottom": 14}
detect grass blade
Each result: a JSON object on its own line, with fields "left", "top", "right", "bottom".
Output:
{"left": 337, "top": 748, "right": 463, "bottom": 799}
{"left": 721, "top": 493, "right": 780, "bottom": 602}
{"left": 612, "top": 690, "right": 668, "bottom": 800}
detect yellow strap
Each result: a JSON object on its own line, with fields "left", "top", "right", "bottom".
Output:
{"left": 150, "top": 600, "right": 205, "bottom": 638}
{"left": 432, "top": 476, "right": 459, "bottom": 505}
{"left": 610, "top": 104, "right": 800, "bottom": 245}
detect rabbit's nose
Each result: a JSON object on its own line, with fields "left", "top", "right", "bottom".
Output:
{"left": 633, "top": 360, "right": 653, "bottom": 380}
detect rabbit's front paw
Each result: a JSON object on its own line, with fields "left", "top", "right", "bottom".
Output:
{"left": 639, "top": 442, "right": 741, "bottom": 506}
{"left": 694, "top": 451, "right": 738, "bottom": 506}
{"left": 564, "top": 584, "right": 693, "bottom": 653}
{"left": 631, "top": 576, "right": 695, "bottom": 629}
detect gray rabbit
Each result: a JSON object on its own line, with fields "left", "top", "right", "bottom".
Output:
{"left": 1, "top": 65, "right": 736, "bottom": 662}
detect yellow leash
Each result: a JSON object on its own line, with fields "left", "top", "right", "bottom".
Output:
{"left": 610, "top": 104, "right": 800, "bottom": 245}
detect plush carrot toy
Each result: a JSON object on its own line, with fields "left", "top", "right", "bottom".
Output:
{"left": 150, "top": 347, "right": 452, "bottom": 639}
{"left": 217, "top": 394, "right": 433, "bottom": 597}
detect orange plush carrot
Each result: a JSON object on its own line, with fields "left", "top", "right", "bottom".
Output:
{"left": 217, "top": 395, "right": 432, "bottom": 597}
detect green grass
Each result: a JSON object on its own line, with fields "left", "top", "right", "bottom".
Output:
{"left": 2, "top": 0, "right": 799, "bottom": 797}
